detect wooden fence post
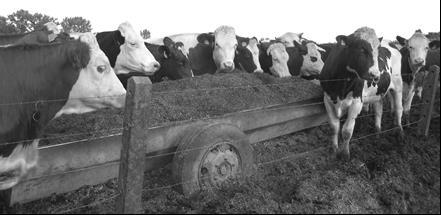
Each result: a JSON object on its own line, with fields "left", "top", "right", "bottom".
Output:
{"left": 418, "top": 65, "right": 440, "bottom": 137}
{"left": 117, "top": 77, "right": 152, "bottom": 214}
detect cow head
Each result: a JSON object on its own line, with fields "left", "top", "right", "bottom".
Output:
{"left": 295, "top": 40, "right": 325, "bottom": 77}
{"left": 277, "top": 32, "right": 304, "bottom": 47}
{"left": 114, "top": 22, "right": 160, "bottom": 75}
{"left": 349, "top": 27, "right": 381, "bottom": 82}
{"left": 267, "top": 43, "right": 290, "bottom": 77}
{"left": 55, "top": 33, "right": 126, "bottom": 117}
{"left": 213, "top": 26, "right": 238, "bottom": 73}
{"left": 234, "top": 37, "right": 262, "bottom": 73}
{"left": 158, "top": 37, "right": 193, "bottom": 79}
{"left": 336, "top": 34, "right": 376, "bottom": 82}
{"left": 396, "top": 30, "right": 440, "bottom": 74}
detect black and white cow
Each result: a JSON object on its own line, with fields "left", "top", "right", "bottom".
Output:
{"left": 259, "top": 41, "right": 291, "bottom": 77}
{"left": 95, "top": 22, "right": 160, "bottom": 77}
{"left": 395, "top": 30, "right": 440, "bottom": 121}
{"left": 320, "top": 27, "right": 403, "bottom": 160}
{"left": 0, "top": 33, "right": 126, "bottom": 190}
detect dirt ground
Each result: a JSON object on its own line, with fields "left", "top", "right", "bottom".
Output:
{"left": 1, "top": 72, "right": 440, "bottom": 214}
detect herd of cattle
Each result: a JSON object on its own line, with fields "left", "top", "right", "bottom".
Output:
{"left": 0, "top": 21, "right": 440, "bottom": 192}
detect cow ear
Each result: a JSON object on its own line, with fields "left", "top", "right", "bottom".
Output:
{"left": 396, "top": 36, "right": 407, "bottom": 46}
{"left": 336, "top": 35, "right": 348, "bottom": 46}
{"left": 197, "top": 33, "right": 214, "bottom": 45}
{"left": 158, "top": 45, "right": 169, "bottom": 59}
{"left": 163, "top": 37, "right": 175, "bottom": 48}
{"left": 429, "top": 40, "right": 440, "bottom": 50}
{"left": 378, "top": 37, "right": 383, "bottom": 43}
{"left": 299, "top": 33, "right": 304, "bottom": 39}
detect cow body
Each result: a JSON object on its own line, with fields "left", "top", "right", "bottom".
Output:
{"left": 0, "top": 34, "right": 126, "bottom": 190}
{"left": 320, "top": 27, "right": 403, "bottom": 160}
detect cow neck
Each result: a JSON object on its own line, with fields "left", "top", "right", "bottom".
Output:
{"left": 320, "top": 47, "right": 364, "bottom": 103}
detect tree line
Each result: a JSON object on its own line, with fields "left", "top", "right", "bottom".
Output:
{"left": 0, "top": 9, "right": 151, "bottom": 39}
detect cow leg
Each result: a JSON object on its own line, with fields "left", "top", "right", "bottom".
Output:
{"left": 373, "top": 100, "right": 383, "bottom": 138}
{"left": 388, "top": 91, "right": 395, "bottom": 116}
{"left": 403, "top": 81, "right": 415, "bottom": 125}
{"left": 324, "top": 96, "right": 340, "bottom": 157}
{"left": 340, "top": 99, "right": 362, "bottom": 161}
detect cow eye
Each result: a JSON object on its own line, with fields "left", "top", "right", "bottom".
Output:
{"left": 311, "top": 56, "right": 318, "bottom": 62}
{"left": 215, "top": 43, "right": 220, "bottom": 47}
{"left": 409, "top": 46, "right": 414, "bottom": 50}
{"left": 425, "top": 47, "right": 429, "bottom": 50}
{"left": 97, "top": 65, "right": 107, "bottom": 73}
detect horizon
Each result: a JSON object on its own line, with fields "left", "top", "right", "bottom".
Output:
{"left": 1, "top": 0, "right": 440, "bottom": 43}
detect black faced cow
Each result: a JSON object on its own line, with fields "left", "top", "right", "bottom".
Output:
{"left": 0, "top": 34, "right": 126, "bottom": 190}
{"left": 320, "top": 27, "right": 403, "bottom": 160}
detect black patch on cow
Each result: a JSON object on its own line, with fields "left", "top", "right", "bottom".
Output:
{"left": 234, "top": 45, "right": 256, "bottom": 73}
{"left": 399, "top": 48, "right": 414, "bottom": 84}
{"left": 375, "top": 71, "right": 391, "bottom": 95}
{"left": 188, "top": 43, "right": 217, "bottom": 76}
{"left": 320, "top": 36, "right": 374, "bottom": 102}
{"left": 286, "top": 47, "right": 303, "bottom": 76}
{"left": 258, "top": 42, "right": 274, "bottom": 74}
{"left": 96, "top": 30, "right": 125, "bottom": 68}
{"left": 378, "top": 46, "right": 391, "bottom": 73}
{"left": 0, "top": 40, "right": 90, "bottom": 157}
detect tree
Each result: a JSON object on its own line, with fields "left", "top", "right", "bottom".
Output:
{"left": 61, "top": 17, "right": 92, "bottom": 33}
{"left": 0, "top": 16, "right": 18, "bottom": 33}
{"left": 7, "top": 9, "right": 58, "bottom": 33}
{"left": 140, "top": 29, "right": 150, "bottom": 39}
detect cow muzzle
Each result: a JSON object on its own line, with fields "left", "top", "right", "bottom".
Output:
{"left": 219, "top": 61, "right": 235, "bottom": 73}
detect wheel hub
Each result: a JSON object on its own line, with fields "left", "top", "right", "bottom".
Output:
{"left": 200, "top": 143, "right": 241, "bottom": 188}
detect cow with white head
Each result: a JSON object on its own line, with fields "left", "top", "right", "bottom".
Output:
{"left": 213, "top": 25, "right": 238, "bottom": 73}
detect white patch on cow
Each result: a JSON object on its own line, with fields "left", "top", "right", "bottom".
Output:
{"left": 55, "top": 33, "right": 126, "bottom": 118}
{"left": 0, "top": 139, "right": 39, "bottom": 190}
{"left": 277, "top": 32, "right": 304, "bottom": 47}
{"left": 267, "top": 43, "right": 290, "bottom": 77}
{"left": 301, "top": 43, "right": 325, "bottom": 77}
{"left": 352, "top": 27, "right": 381, "bottom": 80}
{"left": 246, "top": 38, "right": 263, "bottom": 73}
{"left": 213, "top": 26, "right": 237, "bottom": 72}
{"left": 114, "top": 22, "right": 159, "bottom": 75}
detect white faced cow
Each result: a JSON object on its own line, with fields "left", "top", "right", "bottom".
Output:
{"left": 96, "top": 22, "right": 160, "bottom": 76}
{"left": 396, "top": 30, "right": 440, "bottom": 121}
{"left": 320, "top": 27, "right": 404, "bottom": 160}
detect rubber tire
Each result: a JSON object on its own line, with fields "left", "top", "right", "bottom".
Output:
{"left": 171, "top": 122, "right": 254, "bottom": 196}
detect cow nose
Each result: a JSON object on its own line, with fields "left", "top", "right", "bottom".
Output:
{"left": 415, "top": 58, "right": 425, "bottom": 65}
{"left": 153, "top": 62, "right": 161, "bottom": 70}
{"left": 223, "top": 61, "right": 235, "bottom": 71}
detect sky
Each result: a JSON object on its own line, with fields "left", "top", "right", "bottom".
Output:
{"left": 1, "top": 0, "right": 440, "bottom": 43}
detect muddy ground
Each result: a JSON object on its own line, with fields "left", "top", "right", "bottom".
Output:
{"left": 1, "top": 73, "right": 440, "bottom": 214}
